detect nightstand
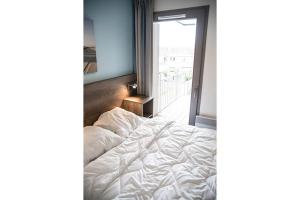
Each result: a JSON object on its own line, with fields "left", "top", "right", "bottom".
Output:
{"left": 122, "top": 96, "right": 153, "bottom": 118}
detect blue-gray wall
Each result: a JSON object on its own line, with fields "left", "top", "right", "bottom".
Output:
{"left": 84, "top": 0, "right": 135, "bottom": 84}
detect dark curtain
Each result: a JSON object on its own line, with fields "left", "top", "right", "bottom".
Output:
{"left": 134, "top": 0, "right": 153, "bottom": 96}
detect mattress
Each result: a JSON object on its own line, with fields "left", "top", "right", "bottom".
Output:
{"left": 84, "top": 117, "right": 216, "bottom": 200}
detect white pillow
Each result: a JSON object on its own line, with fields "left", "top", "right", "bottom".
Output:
{"left": 93, "top": 107, "right": 144, "bottom": 138}
{"left": 84, "top": 126, "right": 123, "bottom": 166}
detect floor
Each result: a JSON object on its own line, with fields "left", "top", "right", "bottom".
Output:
{"left": 157, "top": 94, "right": 191, "bottom": 124}
{"left": 157, "top": 95, "right": 216, "bottom": 130}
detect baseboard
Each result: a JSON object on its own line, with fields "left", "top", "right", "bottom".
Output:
{"left": 195, "top": 115, "right": 217, "bottom": 129}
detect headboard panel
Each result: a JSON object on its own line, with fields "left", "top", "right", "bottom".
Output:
{"left": 84, "top": 74, "right": 136, "bottom": 126}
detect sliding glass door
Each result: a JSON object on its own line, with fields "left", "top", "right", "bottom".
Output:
{"left": 153, "top": 6, "right": 209, "bottom": 125}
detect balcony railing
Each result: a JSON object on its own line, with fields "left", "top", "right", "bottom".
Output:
{"left": 158, "top": 72, "right": 192, "bottom": 112}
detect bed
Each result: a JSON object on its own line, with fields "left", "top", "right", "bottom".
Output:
{"left": 84, "top": 107, "right": 216, "bottom": 200}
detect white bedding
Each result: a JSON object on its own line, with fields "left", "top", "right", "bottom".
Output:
{"left": 93, "top": 107, "right": 144, "bottom": 138}
{"left": 84, "top": 126, "right": 124, "bottom": 166}
{"left": 84, "top": 116, "right": 216, "bottom": 200}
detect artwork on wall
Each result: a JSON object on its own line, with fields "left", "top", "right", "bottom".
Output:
{"left": 84, "top": 17, "right": 97, "bottom": 74}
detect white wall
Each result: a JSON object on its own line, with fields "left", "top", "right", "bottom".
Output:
{"left": 154, "top": 0, "right": 216, "bottom": 118}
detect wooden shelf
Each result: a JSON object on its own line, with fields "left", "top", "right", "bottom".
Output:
{"left": 123, "top": 96, "right": 153, "bottom": 104}
{"left": 122, "top": 96, "right": 153, "bottom": 118}
{"left": 143, "top": 113, "right": 153, "bottom": 118}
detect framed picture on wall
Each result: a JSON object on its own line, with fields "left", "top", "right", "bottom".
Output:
{"left": 84, "top": 17, "right": 97, "bottom": 74}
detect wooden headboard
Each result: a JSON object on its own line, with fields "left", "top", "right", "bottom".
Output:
{"left": 84, "top": 74, "right": 136, "bottom": 126}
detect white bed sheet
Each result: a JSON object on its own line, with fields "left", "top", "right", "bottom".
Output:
{"left": 84, "top": 117, "right": 216, "bottom": 200}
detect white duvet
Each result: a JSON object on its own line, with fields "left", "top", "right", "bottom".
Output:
{"left": 84, "top": 117, "right": 216, "bottom": 200}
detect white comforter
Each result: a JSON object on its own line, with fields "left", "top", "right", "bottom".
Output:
{"left": 84, "top": 118, "right": 216, "bottom": 200}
